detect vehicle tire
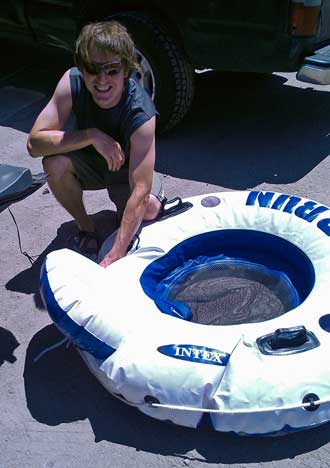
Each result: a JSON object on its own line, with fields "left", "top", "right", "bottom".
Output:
{"left": 110, "top": 12, "right": 195, "bottom": 134}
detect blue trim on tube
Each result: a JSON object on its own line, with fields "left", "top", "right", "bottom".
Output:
{"left": 40, "top": 263, "right": 116, "bottom": 360}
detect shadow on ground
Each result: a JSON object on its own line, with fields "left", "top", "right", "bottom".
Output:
{"left": 0, "top": 326, "right": 20, "bottom": 365}
{"left": 5, "top": 209, "right": 117, "bottom": 309}
{"left": 0, "top": 39, "right": 73, "bottom": 134}
{"left": 156, "top": 71, "right": 330, "bottom": 189}
{"left": 24, "top": 324, "right": 330, "bottom": 464}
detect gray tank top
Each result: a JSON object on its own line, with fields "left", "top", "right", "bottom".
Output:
{"left": 69, "top": 67, "right": 158, "bottom": 158}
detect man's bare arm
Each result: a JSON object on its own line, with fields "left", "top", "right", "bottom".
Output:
{"left": 27, "top": 70, "right": 125, "bottom": 171}
{"left": 27, "top": 70, "right": 92, "bottom": 157}
{"left": 100, "top": 117, "right": 156, "bottom": 267}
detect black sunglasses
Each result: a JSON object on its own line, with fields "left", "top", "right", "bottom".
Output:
{"left": 84, "top": 61, "right": 122, "bottom": 76}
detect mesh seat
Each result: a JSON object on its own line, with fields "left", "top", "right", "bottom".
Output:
{"left": 158, "top": 257, "right": 300, "bottom": 325}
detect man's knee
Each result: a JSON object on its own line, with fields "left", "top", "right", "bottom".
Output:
{"left": 42, "top": 155, "right": 74, "bottom": 181}
{"left": 143, "top": 194, "right": 161, "bottom": 221}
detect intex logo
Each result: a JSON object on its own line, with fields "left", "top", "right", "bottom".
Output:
{"left": 157, "top": 344, "right": 230, "bottom": 366}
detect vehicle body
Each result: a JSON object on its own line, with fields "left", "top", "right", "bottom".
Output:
{"left": 1, "top": 0, "right": 330, "bottom": 132}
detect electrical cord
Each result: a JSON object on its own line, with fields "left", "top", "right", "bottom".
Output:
{"left": 8, "top": 207, "right": 40, "bottom": 265}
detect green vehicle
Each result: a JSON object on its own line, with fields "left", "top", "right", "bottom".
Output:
{"left": 1, "top": 0, "right": 330, "bottom": 132}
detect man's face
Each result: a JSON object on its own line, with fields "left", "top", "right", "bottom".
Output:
{"left": 82, "top": 45, "right": 128, "bottom": 109}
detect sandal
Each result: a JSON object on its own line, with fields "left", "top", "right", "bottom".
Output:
{"left": 67, "top": 230, "right": 101, "bottom": 262}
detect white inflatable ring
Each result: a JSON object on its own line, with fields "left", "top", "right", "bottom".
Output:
{"left": 41, "top": 190, "right": 330, "bottom": 436}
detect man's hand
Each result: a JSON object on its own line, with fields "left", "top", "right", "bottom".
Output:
{"left": 90, "top": 128, "right": 125, "bottom": 171}
{"left": 99, "top": 248, "right": 125, "bottom": 268}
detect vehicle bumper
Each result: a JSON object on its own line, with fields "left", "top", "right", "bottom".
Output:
{"left": 296, "top": 44, "right": 330, "bottom": 84}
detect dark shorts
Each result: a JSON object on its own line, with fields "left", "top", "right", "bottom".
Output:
{"left": 52, "top": 150, "right": 164, "bottom": 213}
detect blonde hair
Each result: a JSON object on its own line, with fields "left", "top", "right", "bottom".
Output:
{"left": 75, "top": 20, "right": 140, "bottom": 76}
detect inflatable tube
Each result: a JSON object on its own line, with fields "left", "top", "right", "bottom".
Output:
{"left": 41, "top": 191, "right": 330, "bottom": 436}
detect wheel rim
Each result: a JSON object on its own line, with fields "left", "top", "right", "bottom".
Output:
{"left": 133, "top": 48, "right": 156, "bottom": 101}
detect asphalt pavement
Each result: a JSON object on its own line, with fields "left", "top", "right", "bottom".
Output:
{"left": 1, "top": 39, "right": 330, "bottom": 468}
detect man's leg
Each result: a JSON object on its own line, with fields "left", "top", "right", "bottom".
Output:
{"left": 144, "top": 172, "right": 164, "bottom": 220}
{"left": 143, "top": 194, "right": 162, "bottom": 220}
{"left": 108, "top": 171, "right": 164, "bottom": 224}
{"left": 42, "top": 155, "right": 95, "bottom": 232}
{"left": 107, "top": 184, "right": 130, "bottom": 225}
